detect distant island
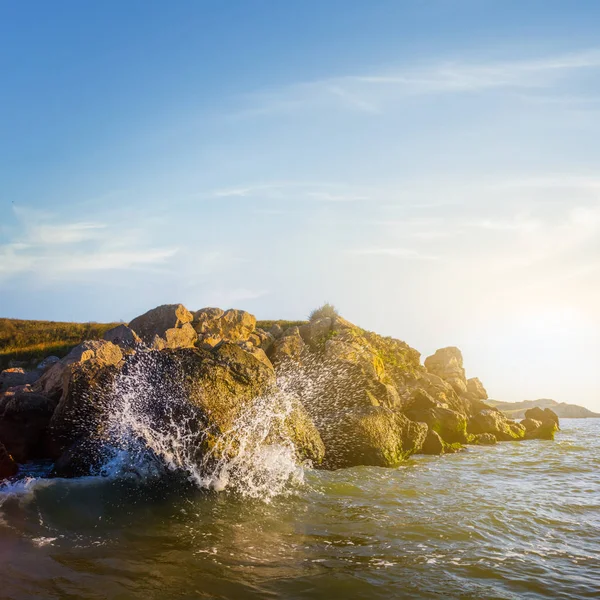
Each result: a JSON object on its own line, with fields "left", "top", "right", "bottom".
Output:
{"left": 487, "top": 398, "right": 600, "bottom": 419}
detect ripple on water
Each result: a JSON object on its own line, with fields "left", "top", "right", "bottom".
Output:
{"left": 0, "top": 420, "right": 599, "bottom": 599}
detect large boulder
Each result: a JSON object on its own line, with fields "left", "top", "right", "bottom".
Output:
{"left": 525, "top": 407, "right": 560, "bottom": 429}
{"left": 0, "top": 390, "right": 57, "bottom": 462}
{"left": 193, "top": 308, "right": 256, "bottom": 348}
{"left": 102, "top": 324, "right": 141, "bottom": 348}
{"left": 466, "top": 377, "right": 488, "bottom": 400}
{"left": 467, "top": 409, "right": 525, "bottom": 441}
{"left": 403, "top": 389, "right": 468, "bottom": 444}
{"left": 319, "top": 406, "right": 427, "bottom": 469}
{"left": 522, "top": 407, "right": 560, "bottom": 440}
{"left": 33, "top": 340, "right": 123, "bottom": 402}
{"left": 37, "top": 356, "right": 60, "bottom": 372}
{"left": 420, "top": 429, "right": 444, "bottom": 455}
{"left": 0, "top": 442, "right": 18, "bottom": 480}
{"left": 424, "top": 347, "right": 468, "bottom": 395}
{"left": 51, "top": 342, "right": 325, "bottom": 475}
{"left": 47, "top": 359, "right": 122, "bottom": 457}
{"left": 128, "top": 304, "right": 194, "bottom": 347}
{"left": 248, "top": 328, "right": 274, "bottom": 352}
{"left": 0, "top": 368, "right": 40, "bottom": 392}
{"left": 152, "top": 323, "right": 198, "bottom": 350}
{"left": 268, "top": 330, "right": 306, "bottom": 365}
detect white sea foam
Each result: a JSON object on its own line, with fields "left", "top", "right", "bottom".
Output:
{"left": 99, "top": 351, "right": 307, "bottom": 501}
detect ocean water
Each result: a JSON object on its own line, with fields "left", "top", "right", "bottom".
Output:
{"left": 1, "top": 418, "right": 599, "bottom": 599}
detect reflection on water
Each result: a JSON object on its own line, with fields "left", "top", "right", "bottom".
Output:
{"left": 1, "top": 419, "right": 599, "bottom": 599}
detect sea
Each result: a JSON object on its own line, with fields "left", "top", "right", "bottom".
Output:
{"left": 0, "top": 418, "right": 599, "bottom": 599}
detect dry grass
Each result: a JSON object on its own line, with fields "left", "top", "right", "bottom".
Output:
{"left": 0, "top": 318, "right": 118, "bottom": 369}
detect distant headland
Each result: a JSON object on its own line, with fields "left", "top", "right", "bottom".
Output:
{"left": 488, "top": 398, "right": 599, "bottom": 419}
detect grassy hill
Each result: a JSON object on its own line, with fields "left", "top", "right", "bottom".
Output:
{"left": 0, "top": 318, "right": 118, "bottom": 370}
{"left": 0, "top": 317, "right": 304, "bottom": 370}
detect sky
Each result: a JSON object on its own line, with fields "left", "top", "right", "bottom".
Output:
{"left": 1, "top": 1, "right": 599, "bottom": 409}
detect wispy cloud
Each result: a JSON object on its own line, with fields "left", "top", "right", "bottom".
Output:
{"left": 349, "top": 247, "right": 441, "bottom": 261}
{"left": 236, "top": 49, "right": 600, "bottom": 116}
{"left": 210, "top": 181, "right": 372, "bottom": 203}
{"left": 0, "top": 207, "right": 178, "bottom": 280}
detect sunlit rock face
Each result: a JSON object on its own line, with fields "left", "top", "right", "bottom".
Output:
{"left": 466, "top": 377, "right": 488, "bottom": 400}
{"left": 521, "top": 406, "right": 560, "bottom": 440}
{"left": 424, "top": 347, "right": 468, "bottom": 395}
{"left": 193, "top": 308, "right": 256, "bottom": 349}
{"left": 128, "top": 303, "right": 195, "bottom": 349}
{"left": 33, "top": 340, "right": 123, "bottom": 402}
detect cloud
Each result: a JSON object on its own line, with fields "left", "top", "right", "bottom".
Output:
{"left": 27, "top": 222, "right": 107, "bottom": 245}
{"left": 0, "top": 207, "right": 178, "bottom": 280}
{"left": 210, "top": 181, "right": 372, "bottom": 203}
{"left": 349, "top": 247, "right": 441, "bottom": 261}
{"left": 236, "top": 49, "right": 600, "bottom": 116}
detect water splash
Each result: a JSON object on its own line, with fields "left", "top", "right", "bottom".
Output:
{"left": 100, "top": 350, "right": 306, "bottom": 501}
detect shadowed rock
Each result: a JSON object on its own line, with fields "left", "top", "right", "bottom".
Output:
{"left": 103, "top": 324, "right": 141, "bottom": 348}
{"left": 0, "top": 442, "right": 18, "bottom": 480}
{"left": 0, "top": 368, "right": 40, "bottom": 392}
{"left": 0, "top": 390, "right": 57, "bottom": 462}
{"left": 472, "top": 432, "right": 497, "bottom": 445}
{"left": 420, "top": 429, "right": 444, "bottom": 455}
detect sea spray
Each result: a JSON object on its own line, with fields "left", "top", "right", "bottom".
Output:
{"left": 100, "top": 350, "right": 307, "bottom": 500}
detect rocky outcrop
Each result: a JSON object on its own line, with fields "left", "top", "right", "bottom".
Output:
{"left": 320, "top": 406, "right": 427, "bottom": 469}
{"left": 467, "top": 409, "right": 525, "bottom": 441}
{"left": 420, "top": 429, "right": 445, "bottom": 455}
{"left": 193, "top": 308, "right": 256, "bottom": 349}
{"left": 0, "top": 368, "right": 40, "bottom": 392}
{"left": 466, "top": 377, "right": 488, "bottom": 400}
{"left": 424, "top": 347, "right": 468, "bottom": 395}
{"left": 268, "top": 329, "right": 306, "bottom": 365}
{"left": 521, "top": 407, "right": 560, "bottom": 440}
{"left": 525, "top": 406, "right": 559, "bottom": 429}
{"left": 1, "top": 303, "right": 561, "bottom": 479}
{"left": 102, "top": 324, "right": 141, "bottom": 348}
{"left": 33, "top": 340, "right": 123, "bottom": 402}
{"left": 50, "top": 340, "right": 324, "bottom": 475}
{"left": 128, "top": 304, "right": 194, "bottom": 348}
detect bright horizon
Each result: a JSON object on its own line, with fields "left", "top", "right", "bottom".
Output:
{"left": 1, "top": 1, "right": 599, "bottom": 411}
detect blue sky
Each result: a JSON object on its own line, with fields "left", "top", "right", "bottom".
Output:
{"left": 1, "top": 1, "right": 600, "bottom": 408}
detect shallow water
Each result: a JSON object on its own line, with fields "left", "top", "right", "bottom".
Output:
{"left": 1, "top": 419, "right": 599, "bottom": 599}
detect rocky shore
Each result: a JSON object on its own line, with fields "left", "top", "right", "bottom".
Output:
{"left": 0, "top": 304, "right": 560, "bottom": 482}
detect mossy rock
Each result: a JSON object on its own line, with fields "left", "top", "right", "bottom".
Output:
{"left": 405, "top": 406, "right": 468, "bottom": 444}
{"left": 319, "top": 406, "right": 427, "bottom": 469}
